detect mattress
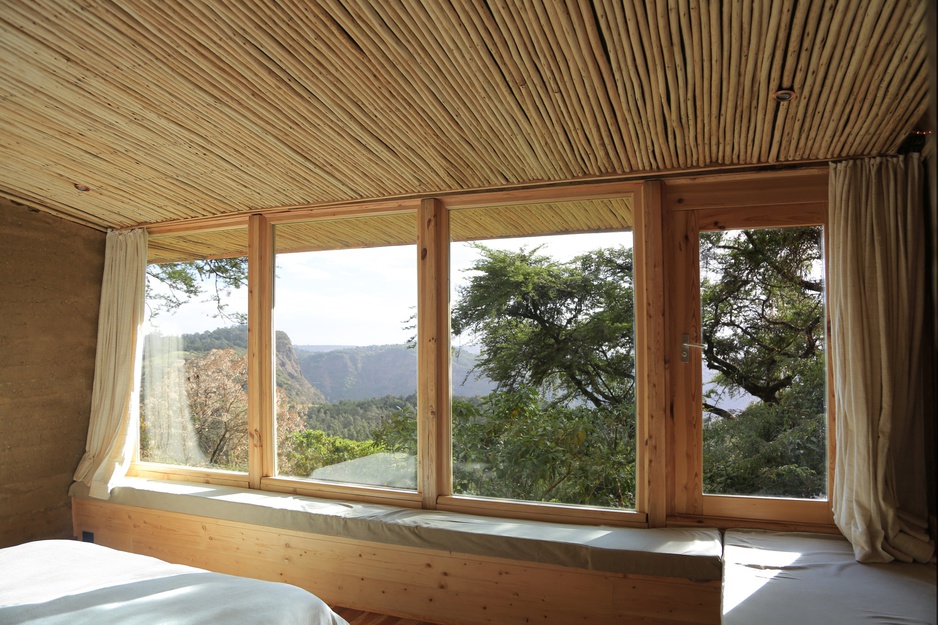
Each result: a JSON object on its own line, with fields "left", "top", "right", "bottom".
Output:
{"left": 722, "top": 529, "right": 937, "bottom": 625}
{"left": 0, "top": 539, "right": 348, "bottom": 625}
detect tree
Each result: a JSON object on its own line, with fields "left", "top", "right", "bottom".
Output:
{"left": 282, "top": 430, "right": 383, "bottom": 478}
{"left": 444, "top": 229, "right": 827, "bottom": 505}
{"left": 146, "top": 258, "right": 247, "bottom": 322}
{"left": 139, "top": 335, "right": 206, "bottom": 466}
{"left": 450, "top": 390, "right": 634, "bottom": 507}
{"left": 699, "top": 227, "right": 827, "bottom": 497}
{"left": 447, "top": 244, "right": 638, "bottom": 507}
{"left": 141, "top": 229, "right": 827, "bottom": 502}
{"left": 700, "top": 228, "right": 824, "bottom": 410}
{"left": 452, "top": 245, "right": 636, "bottom": 410}
{"left": 141, "top": 345, "right": 305, "bottom": 473}
{"left": 307, "top": 394, "right": 418, "bottom": 441}
{"left": 184, "top": 348, "right": 250, "bottom": 470}
{"left": 371, "top": 384, "right": 636, "bottom": 508}
{"left": 703, "top": 358, "right": 827, "bottom": 497}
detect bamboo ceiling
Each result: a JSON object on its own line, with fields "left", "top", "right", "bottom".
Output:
{"left": 0, "top": 0, "right": 931, "bottom": 234}
{"left": 150, "top": 197, "right": 632, "bottom": 262}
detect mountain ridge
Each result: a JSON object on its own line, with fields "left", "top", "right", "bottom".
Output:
{"left": 297, "top": 343, "right": 494, "bottom": 402}
{"left": 161, "top": 326, "right": 494, "bottom": 405}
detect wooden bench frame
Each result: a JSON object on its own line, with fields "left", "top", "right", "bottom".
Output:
{"left": 72, "top": 496, "right": 721, "bottom": 625}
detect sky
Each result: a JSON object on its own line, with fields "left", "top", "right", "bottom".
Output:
{"left": 145, "top": 230, "right": 633, "bottom": 347}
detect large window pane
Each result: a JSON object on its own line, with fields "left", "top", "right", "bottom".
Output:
{"left": 448, "top": 200, "right": 637, "bottom": 509}
{"left": 274, "top": 217, "right": 418, "bottom": 490}
{"left": 139, "top": 241, "right": 250, "bottom": 471}
{"left": 700, "top": 226, "right": 828, "bottom": 499}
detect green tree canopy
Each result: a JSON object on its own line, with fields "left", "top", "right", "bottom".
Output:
{"left": 452, "top": 244, "right": 636, "bottom": 410}
{"left": 699, "top": 226, "right": 827, "bottom": 497}
{"left": 444, "top": 229, "right": 827, "bottom": 503}
{"left": 444, "top": 244, "right": 638, "bottom": 507}
{"left": 700, "top": 227, "right": 824, "bottom": 412}
{"left": 149, "top": 228, "right": 828, "bottom": 503}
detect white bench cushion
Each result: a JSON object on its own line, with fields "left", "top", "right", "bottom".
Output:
{"left": 723, "top": 529, "right": 937, "bottom": 625}
{"left": 70, "top": 477, "right": 723, "bottom": 580}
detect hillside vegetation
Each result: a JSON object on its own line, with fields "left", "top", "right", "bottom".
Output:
{"left": 170, "top": 325, "right": 494, "bottom": 405}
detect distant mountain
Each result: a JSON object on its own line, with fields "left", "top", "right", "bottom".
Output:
{"left": 163, "top": 327, "right": 494, "bottom": 405}
{"left": 176, "top": 325, "right": 324, "bottom": 405}
{"left": 275, "top": 331, "right": 325, "bottom": 405}
{"left": 294, "top": 345, "right": 357, "bottom": 353}
{"left": 298, "top": 344, "right": 494, "bottom": 402}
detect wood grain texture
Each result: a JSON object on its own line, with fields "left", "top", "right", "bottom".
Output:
{"left": 666, "top": 209, "right": 703, "bottom": 517}
{"left": 247, "top": 215, "right": 275, "bottom": 487}
{"left": 417, "top": 199, "right": 450, "bottom": 507}
{"left": 633, "top": 180, "right": 668, "bottom": 527}
{"left": 334, "top": 607, "right": 442, "bottom": 625}
{"left": 0, "top": 1, "right": 927, "bottom": 233}
{"left": 72, "top": 498, "right": 721, "bottom": 625}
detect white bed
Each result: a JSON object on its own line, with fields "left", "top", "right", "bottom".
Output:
{"left": 0, "top": 540, "right": 348, "bottom": 625}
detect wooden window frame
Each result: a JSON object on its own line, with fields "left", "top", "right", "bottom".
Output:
{"left": 433, "top": 183, "right": 652, "bottom": 527}
{"left": 131, "top": 168, "right": 836, "bottom": 532}
{"left": 662, "top": 169, "right": 837, "bottom": 532}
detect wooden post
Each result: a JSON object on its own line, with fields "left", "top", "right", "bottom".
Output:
{"left": 248, "top": 214, "right": 275, "bottom": 488}
{"left": 664, "top": 205, "right": 703, "bottom": 518}
{"left": 633, "top": 181, "right": 667, "bottom": 527}
{"left": 417, "top": 198, "right": 451, "bottom": 508}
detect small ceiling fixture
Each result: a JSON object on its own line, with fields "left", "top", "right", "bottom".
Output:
{"left": 74, "top": 183, "right": 90, "bottom": 192}
{"left": 772, "top": 89, "right": 797, "bottom": 102}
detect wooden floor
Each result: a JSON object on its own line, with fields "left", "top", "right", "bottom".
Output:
{"left": 334, "top": 606, "right": 443, "bottom": 625}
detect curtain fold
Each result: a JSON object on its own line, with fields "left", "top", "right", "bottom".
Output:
{"left": 829, "top": 154, "right": 933, "bottom": 563}
{"left": 72, "top": 228, "right": 148, "bottom": 499}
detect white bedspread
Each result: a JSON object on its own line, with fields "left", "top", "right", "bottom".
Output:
{"left": 0, "top": 540, "right": 348, "bottom": 625}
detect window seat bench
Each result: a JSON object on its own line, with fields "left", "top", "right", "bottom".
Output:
{"left": 722, "top": 529, "right": 937, "bottom": 625}
{"left": 69, "top": 477, "right": 722, "bottom": 581}
{"left": 69, "top": 480, "right": 937, "bottom": 625}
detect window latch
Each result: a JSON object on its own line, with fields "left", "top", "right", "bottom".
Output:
{"left": 681, "top": 334, "right": 706, "bottom": 363}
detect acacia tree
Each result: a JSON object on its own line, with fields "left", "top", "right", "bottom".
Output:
{"left": 373, "top": 245, "right": 638, "bottom": 507}
{"left": 155, "top": 230, "right": 827, "bottom": 500}
{"left": 699, "top": 227, "right": 827, "bottom": 497}
{"left": 447, "top": 245, "right": 638, "bottom": 507}
{"left": 700, "top": 228, "right": 824, "bottom": 410}
{"left": 434, "top": 229, "right": 827, "bottom": 505}
{"left": 452, "top": 245, "right": 636, "bottom": 410}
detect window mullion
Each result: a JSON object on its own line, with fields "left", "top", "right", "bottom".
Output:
{"left": 666, "top": 208, "right": 704, "bottom": 517}
{"left": 248, "top": 214, "right": 276, "bottom": 489}
{"left": 634, "top": 181, "right": 666, "bottom": 527}
{"left": 417, "top": 198, "right": 451, "bottom": 508}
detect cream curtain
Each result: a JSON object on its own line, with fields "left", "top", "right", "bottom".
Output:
{"left": 829, "top": 154, "right": 934, "bottom": 563}
{"left": 72, "top": 228, "right": 148, "bottom": 499}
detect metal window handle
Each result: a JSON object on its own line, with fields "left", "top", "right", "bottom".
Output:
{"left": 681, "top": 334, "right": 706, "bottom": 363}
